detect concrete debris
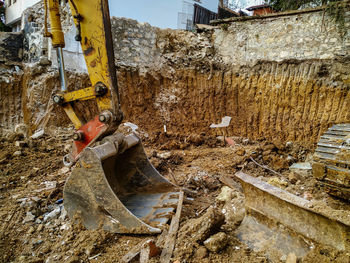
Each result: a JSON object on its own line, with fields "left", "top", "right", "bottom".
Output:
{"left": 158, "top": 152, "right": 172, "bottom": 159}
{"left": 210, "top": 116, "right": 232, "bottom": 128}
{"left": 59, "top": 207, "right": 67, "bottom": 221}
{"left": 286, "top": 141, "right": 293, "bottom": 148}
{"left": 194, "top": 246, "right": 208, "bottom": 259}
{"left": 290, "top": 162, "right": 312, "bottom": 170}
{"left": 35, "top": 181, "right": 57, "bottom": 192}
{"left": 30, "top": 129, "right": 45, "bottom": 139}
{"left": 13, "top": 151, "right": 22, "bottom": 157}
{"left": 173, "top": 206, "right": 225, "bottom": 259}
{"left": 216, "top": 186, "right": 233, "bottom": 203}
{"left": 290, "top": 162, "right": 312, "bottom": 177}
{"left": 203, "top": 232, "right": 228, "bottom": 253}
{"left": 242, "top": 138, "right": 250, "bottom": 145}
{"left": 23, "top": 212, "right": 36, "bottom": 223}
{"left": 14, "top": 124, "right": 28, "bottom": 137}
{"left": 43, "top": 206, "right": 61, "bottom": 222}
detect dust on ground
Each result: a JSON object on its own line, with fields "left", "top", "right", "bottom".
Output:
{"left": 0, "top": 127, "right": 349, "bottom": 263}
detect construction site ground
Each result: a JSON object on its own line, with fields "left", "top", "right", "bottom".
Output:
{"left": 0, "top": 127, "right": 349, "bottom": 263}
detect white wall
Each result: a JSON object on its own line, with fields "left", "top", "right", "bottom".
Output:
{"left": 5, "top": 0, "right": 41, "bottom": 25}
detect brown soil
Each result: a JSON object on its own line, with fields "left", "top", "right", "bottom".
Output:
{"left": 0, "top": 128, "right": 349, "bottom": 263}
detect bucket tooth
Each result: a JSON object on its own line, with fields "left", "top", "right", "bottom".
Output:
{"left": 64, "top": 133, "right": 181, "bottom": 234}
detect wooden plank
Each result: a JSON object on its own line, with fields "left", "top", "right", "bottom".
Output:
{"left": 159, "top": 191, "right": 184, "bottom": 263}
{"left": 122, "top": 239, "right": 153, "bottom": 263}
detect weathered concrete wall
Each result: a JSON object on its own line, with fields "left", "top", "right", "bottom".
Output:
{"left": 0, "top": 32, "right": 23, "bottom": 63}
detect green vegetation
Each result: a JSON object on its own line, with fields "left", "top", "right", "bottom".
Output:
{"left": 266, "top": 0, "right": 348, "bottom": 37}
{"left": 266, "top": 0, "right": 341, "bottom": 11}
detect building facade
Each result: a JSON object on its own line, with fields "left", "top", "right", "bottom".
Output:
{"left": 5, "top": 0, "right": 40, "bottom": 31}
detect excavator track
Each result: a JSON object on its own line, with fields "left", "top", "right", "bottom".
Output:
{"left": 313, "top": 124, "right": 350, "bottom": 200}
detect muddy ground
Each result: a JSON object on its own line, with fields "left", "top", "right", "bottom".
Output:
{"left": 0, "top": 126, "right": 349, "bottom": 263}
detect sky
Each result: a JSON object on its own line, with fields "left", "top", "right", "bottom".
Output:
{"left": 108, "top": 0, "right": 264, "bottom": 29}
{"left": 109, "top": 0, "right": 219, "bottom": 29}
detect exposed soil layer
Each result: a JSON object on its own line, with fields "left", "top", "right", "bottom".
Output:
{"left": 118, "top": 59, "right": 350, "bottom": 149}
{"left": 1, "top": 59, "right": 349, "bottom": 149}
{"left": 0, "top": 129, "right": 349, "bottom": 263}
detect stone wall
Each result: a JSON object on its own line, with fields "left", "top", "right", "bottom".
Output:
{"left": 22, "top": 2, "right": 86, "bottom": 71}
{"left": 212, "top": 8, "right": 350, "bottom": 66}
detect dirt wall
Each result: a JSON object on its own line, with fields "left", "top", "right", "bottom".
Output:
{"left": 1, "top": 4, "right": 350, "bottom": 149}
{"left": 118, "top": 59, "right": 350, "bottom": 148}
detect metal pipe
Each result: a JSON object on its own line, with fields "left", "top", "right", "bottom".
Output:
{"left": 56, "top": 47, "right": 68, "bottom": 92}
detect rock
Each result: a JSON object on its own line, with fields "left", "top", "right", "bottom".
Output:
{"left": 27, "top": 226, "right": 35, "bottom": 234}
{"left": 289, "top": 162, "right": 312, "bottom": 177}
{"left": 267, "top": 178, "right": 288, "bottom": 189}
{"left": 37, "top": 224, "right": 44, "bottom": 232}
{"left": 286, "top": 155, "right": 294, "bottom": 163}
{"left": 204, "top": 232, "right": 228, "bottom": 253}
{"left": 44, "top": 206, "right": 61, "bottom": 222}
{"left": 242, "top": 138, "right": 250, "bottom": 145}
{"left": 58, "top": 167, "right": 70, "bottom": 175}
{"left": 262, "top": 143, "right": 275, "bottom": 152}
{"left": 216, "top": 186, "right": 233, "bottom": 203}
{"left": 286, "top": 141, "right": 293, "bottom": 148}
{"left": 288, "top": 172, "right": 300, "bottom": 184}
{"left": 286, "top": 252, "right": 297, "bottom": 263}
{"left": 59, "top": 208, "right": 68, "bottom": 221}
{"left": 303, "top": 192, "right": 313, "bottom": 200}
{"left": 13, "top": 151, "right": 22, "bottom": 157}
{"left": 158, "top": 151, "right": 172, "bottom": 159}
{"left": 174, "top": 207, "right": 224, "bottom": 259}
{"left": 15, "top": 141, "right": 27, "bottom": 147}
{"left": 31, "top": 129, "right": 45, "bottom": 139}
{"left": 23, "top": 211, "right": 36, "bottom": 223}
{"left": 60, "top": 223, "right": 70, "bottom": 231}
{"left": 64, "top": 144, "right": 71, "bottom": 152}
{"left": 290, "top": 162, "right": 312, "bottom": 170}
{"left": 235, "top": 147, "right": 246, "bottom": 156}
{"left": 15, "top": 124, "right": 28, "bottom": 137}
{"left": 33, "top": 239, "right": 43, "bottom": 245}
{"left": 194, "top": 246, "right": 208, "bottom": 259}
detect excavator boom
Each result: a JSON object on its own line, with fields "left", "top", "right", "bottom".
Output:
{"left": 45, "top": 0, "right": 181, "bottom": 233}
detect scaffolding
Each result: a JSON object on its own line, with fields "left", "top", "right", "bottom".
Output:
{"left": 177, "top": 0, "right": 195, "bottom": 30}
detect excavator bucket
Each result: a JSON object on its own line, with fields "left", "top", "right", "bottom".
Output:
{"left": 63, "top": 133, "right": 181, "bottom": 234}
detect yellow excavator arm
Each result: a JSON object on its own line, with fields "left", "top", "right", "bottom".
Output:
{"left": 44, "top": 0, "right": 181, "bottom": 234}
{"left": 44, "top": 0, "right": 123, "bottom": 165}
